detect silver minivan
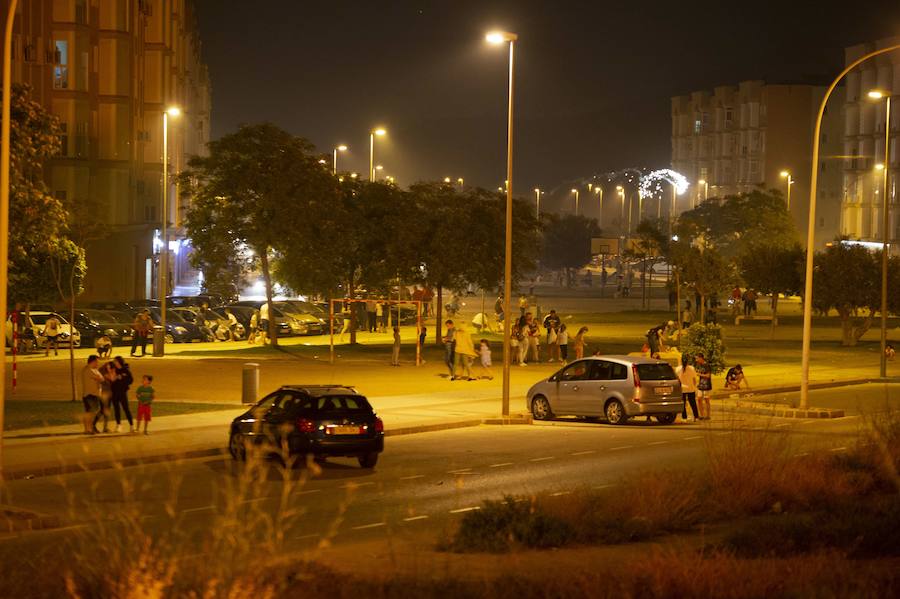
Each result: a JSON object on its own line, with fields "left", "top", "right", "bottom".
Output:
{"left": 525, "top": 356, "right": 683, "bottom": 425}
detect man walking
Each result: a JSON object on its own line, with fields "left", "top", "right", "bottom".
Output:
{"left": 442, "top": 320, "right": 457, "bottom": 380}
{"left": 131, "top": 309, "right": 152, "bottom": 357}
{"left": 81, "top": 355, "right": 104, "bottom": 434}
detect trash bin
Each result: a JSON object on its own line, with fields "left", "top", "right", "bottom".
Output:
{"left": 242, "top": 363, "right": 259, "bottom": 404}
{"left": 152, "top": 325, "right": 165, "bottom": 357}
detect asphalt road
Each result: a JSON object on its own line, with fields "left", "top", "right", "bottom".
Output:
{"left": 0, "top": 399, "right": 871, "bottom": 564}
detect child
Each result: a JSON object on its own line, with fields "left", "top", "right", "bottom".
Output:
{"left": 418, "top": 326, "right": 427, "bottom": 364}
{"left": 478, "top": 339, "right": 493, "bottom": 380}
{"left": 557, "top": 324, "right": 569, "bottom": 363}
{"left": 135, "top": 374, "right": 155, "bottom": 434}
{"left": 391, "top": 327, "right": 401, "bottom": 366}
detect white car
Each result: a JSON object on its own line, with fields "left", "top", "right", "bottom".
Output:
{"left": 5, "top": 311, "right": 82, "bottom": 349}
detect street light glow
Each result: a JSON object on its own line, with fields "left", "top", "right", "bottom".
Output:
{"left": 337, "top": 144, "right": 348, "bottom": 152}
{"left": 166, "top": 106, "right": 182, "bottom": 117}
{"left": 780, "top": 170, "right": 790, "bottom": 178}
{"left": 318, "top": 159, "right": 327, "bottom": 165}
{"left": 875, "top": 163, "right": 885, "bottom": 170}
{"left": 444, "top": 177, "right": 451, "bottom": 183}
{"left": 868, "top": 90, "right": 887, "bottom": 100}
{"left": 486, "top": 31, "right": 517, "bottom": 44}
{"left": 373, "top": 128, "right": 387, "bottom": 136}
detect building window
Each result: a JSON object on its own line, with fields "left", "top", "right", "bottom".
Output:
{"left": 694, "top": 119, "right": 702, "bottom": 134}
{"left": 725, "top": 108, "right": 733, "bottom": 127}
{"left": 53, "top": 40, "right": 68, "bottom": 89}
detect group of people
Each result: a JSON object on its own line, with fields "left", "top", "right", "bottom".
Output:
{"left": 675, "top": 353, "right": 713, "bottom": 422}
{"left": 510, "top": 309, "right": 589, "bottom": 366}
{"left": 731, "top": 287, "right": 759, "bottom": 317}
{"left": 80, "top": 355, "right": 155, "bottom": 435}
{"left": 441, "top": 320, "right": 493, "bottom": 381}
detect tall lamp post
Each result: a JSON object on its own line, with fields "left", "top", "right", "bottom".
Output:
{"left": 571, "top": 188, "right": 580, "bottom": 216}
{"left": 869, "top": 89, "right": 892, "bottom": 379}
{"left": 800, "top": 43, "right": 900, "bottom": 410}
{"left": 0, "top": 0, "right": 18, "bottom": 472}
{"left": 369, "top": 127, "right": 386, "bottom": 181}
{"left": 616, "top": 185, "right": 625, "bottom": 232}
{"left": 159, "top": 106, "right": 181, "bottom": 342}
{"left": 779, "top": 170, "right": 793, "bottom": 210}
{"left": 534, "top": 188, "right": 541, "bottom": 216}
{"left": 333, "top": 144, "right": 347, "bottom": 175}
{"left": 596, "top": 185, "right": 603, "bottom": 228}
{"left": 697, "top": 178, "right": 709, "bottom": 206}
{"left": 486, "top": 29, "right": 517, "bottom": 417}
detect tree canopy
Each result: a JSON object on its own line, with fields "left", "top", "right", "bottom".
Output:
{"left": 812, "top": 243, "right": 880, "bottom": 346}
{"left": 541, "top": 213, "right": 600, "bottom": 274}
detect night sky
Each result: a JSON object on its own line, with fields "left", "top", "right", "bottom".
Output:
{"left": 195, "top": 1, "right": 900, "bottom": 211}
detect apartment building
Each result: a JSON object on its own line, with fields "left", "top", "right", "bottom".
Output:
{"left": 671, "top": 81, "right": 843, "bottom": 246}
{"left": 841, "top": 37, "right": 900, "bottom": 248}
{"left": 0, "top": 0, "right": 210, "bottom": 301}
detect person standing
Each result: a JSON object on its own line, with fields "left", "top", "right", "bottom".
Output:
{"left": 547, "top": 324, "right": 559, "bottom": 362}
{"left": 676, "top": 355, "right": 699, "bottom": 422}
{"left": 442, "top": 320, "right": 457, "bottom": 380}
{"left": 478, "top": 339, "right": 493, "bottom": 379}
{"left": 681, "top": 301, "right": 694, "bottom": 329}
{"left": 366, "top": 298, "right": 377, "bottom": 333}
{"left": 248, "top": 309, "right": 259, "bottom": 344}
{"left": 135, "top": 375, "right": 155, "bottom": 435}
{"left": 558, "top": 324, "right": 569, "bottom": 363}
{"left": 695, "top": 353, "right": 712, "bottom": 420}
{"left": 258, "top": 302, "right": 270, "bottom": 344}
{"left": 81, "top": 355, "right": 104, "bottom": 434}
{"left": 110, "top": 356, "right": 134, "bottom": 432}
{"left": 453, "top": 324, "right": 477, "bottom": 381}
{"left": 131, "top": 309, "right": 152, "bottom": 356}
{"left": 376, "top": 301, "right": 385, "bottom": 333}
{"left": 573, "top": 326, "right": 588, "bottom": 360}
{"left": 418, "top": 326, "right": 427, "bottom": 364}
{"left": 518, "top": 295, "right": 529, "bottom": 317}
{"left": 94, "top": 360, "right": 115, "bottom": 433}
{"left": 494, "top": 294, "right": 504, "bottom": 325}
{"left": 224, "top": 308, "right": 239, "bottom": 340}
{"left": 43, "top": 314, "right": 61, "bottom": 356}
{"left": 391, "top": 326, "right": 401, "bottom": 366}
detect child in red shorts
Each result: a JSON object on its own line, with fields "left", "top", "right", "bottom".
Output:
{"left": 135, "top": 375, "right": 155, "bottom": 435}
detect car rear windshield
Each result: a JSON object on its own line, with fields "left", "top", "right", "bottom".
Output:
{"left": 316, "top": 396, "right": 372, "bottom": 412}
{"left": 637, "top": 363, "right": 676, "bottom": 381}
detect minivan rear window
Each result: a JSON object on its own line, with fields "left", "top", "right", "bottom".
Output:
{"left": 637, "top": 363, "right": 676, "bottom": 381}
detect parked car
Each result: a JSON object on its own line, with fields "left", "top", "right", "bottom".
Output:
{"left": 231, "top": 300, "right": 306, "bottom": 336}
{"left": 526, "top": 356, "right": 682, "bottom": 425}
{"left": 5, "top": 311, "right": 81, "bottom": 349}
{"left": 71, "top": 309, "right": 133, "bottom": 346}
{"left": 173, "top": 306, "right": 245, "bottom": 341}
{"left": 168, "top": 295, "right": 227, "bottom": 309}
{"left": 228, "top": 385, "right": 384, "bottom": 468}
{"left": 221, "top": 305, "right": 292, "bottom": 337}
{"left": 133, "top": 307, "right": 207, "bottom": 343}
{"left": 276, "top": 301, "right": 327, "bottom": 335}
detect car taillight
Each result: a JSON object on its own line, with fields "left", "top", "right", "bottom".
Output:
{"left": 374, "top": 417, "right": 384, "bottom": 433}
{"left": 296, "top": 418, "right": 315, "bottom": 433}
{"left": 632, "top": 364, "right": 641, "bottom": 401}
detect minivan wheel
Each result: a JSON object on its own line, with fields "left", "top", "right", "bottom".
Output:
{"left": 358, "top": 452, "right": 379, "bottom": 469}
{"left": 605, "top": 400, "right": 627, "bottom": 425}
{"left": 229, "top": 432, "right": 246, "bottom": 461}
{"left": 531, "top": 396, "right": 553, "bottom": 420}
{"left": 656, "top": 413, "right": 676, "bottom": 425}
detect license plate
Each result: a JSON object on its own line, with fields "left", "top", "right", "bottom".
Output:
{"left": 655, "top": 386, "right": 673, "bottom": 395}
{"left": 122, "top": 336, "right": 132, "bottom": 342}
{"left": 327, "top": 425, "right": 360, "bottom": 435}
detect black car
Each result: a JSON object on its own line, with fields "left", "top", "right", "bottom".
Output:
{"left": 132, "top": 307, "right": 208, "bottom": 343}
{"left": 72, "top": 309, "right": 133, "bottom": 346}
{"left": 228, "top": 385, "right": 384, "bottom": 468}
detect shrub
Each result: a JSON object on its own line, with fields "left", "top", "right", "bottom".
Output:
{"left": 448, "top": 496, "right": 574, "bottom": 553}
{"left": 680, "top": 323, "right": 727, "bottom": 373}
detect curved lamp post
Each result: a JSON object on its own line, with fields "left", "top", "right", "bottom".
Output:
{"left": 800, "top": 43, "right": 900, "bottom": 409}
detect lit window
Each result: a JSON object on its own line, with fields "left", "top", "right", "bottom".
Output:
{"left": 53, "top": 40, "right": 68, "bottom": 89}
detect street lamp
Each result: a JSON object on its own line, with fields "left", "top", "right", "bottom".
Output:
{"left": 616, "top": 185, "right": 625, "bottom": 232}
{"left": 486, "top": 29, "right": 517, "bottom": 417}
{"left": 0, "top": 0, "right": 20, "bottom": 465}
{"left": 457, "top": 177, "right": 464, "bottom": 187}
{"left": 375, "top": 164, "right": 384, "bottom": 180}
{"left": 443, "top": 176, "right": 451, "bottom": 183}
{"left": 534, "top": 188, "right": 541, "bottom": 216}
{"left": 369, "top": 128, "right": 386, "bottom": 181}
{"left": 595, "top": 185, "right": 604, "bottom": 228}
{"left": 333, "top": 144, "right": 347, "bottom": 175}
{"left": 571, "top": 188, "right": 580, "bottom": 216}
{"left": 697, "top": 178, "right": 709, "bottom": 205}
{"left": 780, "top": 170, "right": 794, "bottom": 211}
{"left": 159, "top": 106, "right": 181, "bottom": 342}
{"left": 800, "top": 43, "right": 900, "bottom": 409}
{"left": 869, "top": 89, "right": 892, "bottom": 379}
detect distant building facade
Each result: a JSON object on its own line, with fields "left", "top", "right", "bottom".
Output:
{"left": 840, "top": 38, "right": 900, "bottom": 248}
{"left": 0, "top": 0, "right": 210, "bottom": 301}
{"left": 671, "top": 81, "right": 843, "bottom": 247}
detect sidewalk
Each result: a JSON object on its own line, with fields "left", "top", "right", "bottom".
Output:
{"left": 0, "top": 386, "right": 533, "bottom": 480}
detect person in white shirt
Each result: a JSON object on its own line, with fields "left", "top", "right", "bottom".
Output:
{"left": 557, "top": 324, "right": 569, "bottom": 363}
{"left": 676, "top": 355, "right": 699, "bottom": 422}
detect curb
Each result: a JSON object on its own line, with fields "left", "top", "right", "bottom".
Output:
{"left": 0, "top": 506, "right": 62, "bottom": 532}
{"left": 721, "top": 403, "right": 845, "bottom": 419}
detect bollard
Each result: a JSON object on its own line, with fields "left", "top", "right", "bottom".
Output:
{"left": 242, "top": 362, "right": 260, "bottom": 404}
{"left": 152, "top": 326, "right": 165, "bottom": 357}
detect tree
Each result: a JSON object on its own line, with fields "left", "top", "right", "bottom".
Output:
{"left": 674, "top": 245, "right": 733, "bottom": 324}
{"left": 739, "top": 244, "right": 805, "bottom": 331}
{"left": 540, "top": 214, "right": 600, "bottom": 286}
{"left": 629, "top": 219, "right": 669, "bottom": 310}
{"left": 182, "top": 123, "right": 339, "bottom": 345}
{"left": 812, "top": 243, "right": 879, "bottom": 346}
{"left": 676, "top": 189, "right": 797, "bottom": 259}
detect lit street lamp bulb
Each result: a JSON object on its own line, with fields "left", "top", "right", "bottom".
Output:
{"left": 486, "top": 31, "right": 517, "bottom": 44}
{"left": 318, "top": 159, "right": 327, "bottom": 164}
{"left": 373, "top": 128, "right": 387, "bottom": 136}
{"left": 868, "top": 90, "right": 886, "bottom": 100}
{"left": 337, "top": 145, "right": 348, "bottom": 152}
{"left": 780, "top": 170, "right": 790, "bottom": 178}
{"left": 375, "top": 165, "right": 384, "bottom": 171}
{"left": 875, "top": 163, "right": 885, "bottom": 171}
{"left": 444, "top": 177, "right": 451, "bottom": 183}
{"left": 166, "top": 106, "right": 181, "bottom": 117}
{"left": 698, "top": 179, "right": 706, "bottom": 185}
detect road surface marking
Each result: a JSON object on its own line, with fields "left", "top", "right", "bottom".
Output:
{"left": 715, "top": 432, "right": 732, "bottom": 436}
{"left": 570, "top": 450, "right": 596, "bottom": 456}
{"left": 400, "top": 475, "right": 425, "bottom": 480}
{"left": 450, "top": 506, "right": 481, "bottom": 514}
{"left": 341, "top": 481, "right": 374, "bottom": 489}
{"left": 647, "top": 441, "right": 669, "bottom": 446}
{"left": 181, "top": 505, "right": 215, "bottom": 514}
{"left": 829, "top": 446, "right": 848, "bottom": 452}
{"left": 592, "top": 484, "right": 615, "bottom": 490}
{"left": 239, "top": 497, "right": 268, "bottom": 504}
{"left": 800, "top": 420, "right": 817, "bottom": 425}
{"left": 794, "top": 452, "right": 810, "bottom": 457}
{"left": 403, "top": 515, "right": 429, "bottom": 522}
{"left": 775, "top": 423, "right": 792, "bottom": 428}
{"left": 447, "top": 468, "right": 473, "bottom": 474}
{"left": 296, "top": 533, "right": 320, "bottom": 540}
{"left": 530, "top": 456, "right": 555, "bottom": 462}
{"left": 550, "top": 491, "right": 571, "bottom": 497}
{"left": 351, "top": 522, "right": 386, "bottom": 530}
{"left": 489, "top": 462, "right": 514, "bottom": 468}
{"left": 610, "top": 446, "right": 633, "bottom": 451}
{"left": 294, "top": 489, "right": 321, "bottom": 496}
{"left": 682, "top": 436, "right": 702, "bottom": 441}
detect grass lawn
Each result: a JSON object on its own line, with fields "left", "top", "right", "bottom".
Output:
{"left": 3, "top": 400, "right": 237, "bottom": 431}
